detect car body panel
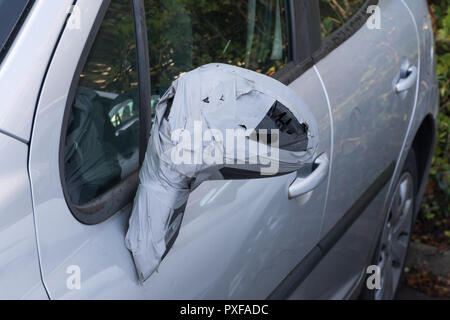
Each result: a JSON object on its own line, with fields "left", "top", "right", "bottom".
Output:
{"left": 289, "top": 184, "right": 389, "bottom": 299}
{"left": 0, "top": 0, "right": 73, "bottom": 142}
{"left": 0, "top": 0, "right": 438, "bottom": 299}
{"left": 289, "top": 0, "right": 422, "bottom": 299}
{"left": 316, "top": 0, "right": 420, "bottom": 238}
{"left": 28, "top": 0, "right": 332, "bottom": 299}
{"left": 290, "top": 0, "right": 439, "bottom": 299}
{"left": 0, "top": 133, "right": 47, "bottom": 299}
{"left": 400, "top": 0, "right": 439, "bottom": 150}
{"left": 390, "top": 0, "right": 439, "bottom": 231}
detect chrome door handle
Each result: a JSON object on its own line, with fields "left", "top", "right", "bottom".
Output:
{"left": 288, "top": 153, "right": 329, "bottom": 199}
{"left": 395, "top": 65, "right": 417, "bottom": 93}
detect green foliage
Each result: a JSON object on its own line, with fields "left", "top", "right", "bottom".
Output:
{"left": 144, "top": 0, "right": 290, "bottom": 94}
{"left": 319, "top": 0, "right": 365, "bottom": 38}
{"left": 79, "top": 0, "right": 138, "bottom": 94}
{"left": 421, "top": 1, "right": 450, "bottom": 221}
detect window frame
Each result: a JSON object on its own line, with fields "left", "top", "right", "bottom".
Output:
{"left": 312, "top": 0, "right": 379, "bottom": 62}
{"left": 274, "top": 0, "right": 379, "bottom": 85}
{"left": 273, "top": 0, "right": 321, "bottom": 84}
{"left": 60, "top": 0, "right": 299, "bottom": 225}
{"left": 59, "top": 0, "right": 151, "bottom": 225}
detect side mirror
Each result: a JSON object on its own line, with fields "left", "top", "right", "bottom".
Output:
{"left": 125, "top": 63, "right": 319, "bottom": 282}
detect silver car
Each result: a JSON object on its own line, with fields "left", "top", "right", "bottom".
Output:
{"left": 0, "top": 0, "right": 438, "bottom": 300}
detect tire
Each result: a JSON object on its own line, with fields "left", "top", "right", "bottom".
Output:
{"left": 361, "top": 149, "right": 418, "bottom": 300}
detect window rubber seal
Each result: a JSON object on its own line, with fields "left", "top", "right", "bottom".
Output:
{"left": 58, "top": 0, "right": 147, "bottom": 225}
{"left": 312, "top": 0, "right": 380, "bottom": 63}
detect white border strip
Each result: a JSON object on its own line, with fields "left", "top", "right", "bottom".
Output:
{"left": 314, "top": 65, "right": 334, "bottom": 236}
{"left": 383, "top": 0, "right": 421, "bottom": 212}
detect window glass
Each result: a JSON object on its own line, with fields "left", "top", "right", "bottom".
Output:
{"left": 64, "top": 0, "right": 140, "bottom": 205}
{"left": 319, "top": 0, "right": 365, "bottom": 39}
{"left": 145, "top": 0, "right": 290, "bottom": 110}
{"left": 0, "top": 0, "right": 30, "bottom": 55}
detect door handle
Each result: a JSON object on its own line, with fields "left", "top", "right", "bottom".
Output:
{"left": 395, "top": 65, "right": 417, "bottom": 93}
{"left": 288, "top": 153, "right": 329, "bottom": 199}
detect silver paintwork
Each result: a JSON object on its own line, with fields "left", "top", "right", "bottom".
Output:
{"left": 0, "top": 0, "right": 438, "bottom": 299}
{"left": 291, "top": 0, "right": 420, "bottom": 299}
{"left": 291, "top": 0, "right": 438, "bottom": 299}
{"left": 0, "top": 133, "right": 47, "bottom": 299}
{"left": 289, "top": 184, "right": 390, "bottom": 300}
{"left": 27, "top": 0, "right": 331, "bottom": 299}
{"left": 0, "top": 0, "right": 74, "bottom": 142}
{"left": 316, "top": 0, "right": 420, "bottom": 237}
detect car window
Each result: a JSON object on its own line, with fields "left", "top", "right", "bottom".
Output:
{"left": 144, "top": 0, "right": 290, "bottom": 110}
{"left": 0, "top": 0, "right": 32, "bottom": 60}
{"left": 319, "top": 0, "right": 365, "bottom": 39}
{"left": 63, "top": 0, "right": 140, "bottom": 205}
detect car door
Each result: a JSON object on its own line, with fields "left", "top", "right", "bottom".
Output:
{"left": 29, "top": 0, "right": 332, "bottom": 299}
{"left": 290, "top": 0, "right": 420, "bottom": 299}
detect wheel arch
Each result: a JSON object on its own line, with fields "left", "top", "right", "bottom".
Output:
{"left": 410, "top": 113, "right": 436, "bottom": 217}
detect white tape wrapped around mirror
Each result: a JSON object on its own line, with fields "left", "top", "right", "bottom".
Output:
{"left": 125, "top": 63, "right": 318, "bottom": 282}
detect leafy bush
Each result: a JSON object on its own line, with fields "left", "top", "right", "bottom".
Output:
{"left": 421, "top": 1, "right": 450, "bottom": 221}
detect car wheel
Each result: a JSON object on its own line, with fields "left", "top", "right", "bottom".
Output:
{"left": 364, "top": 149, "right": 418, "bottom": 300}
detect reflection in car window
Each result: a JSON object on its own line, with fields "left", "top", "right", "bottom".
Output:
{"left": 145, "top": 0, "right": 290, "bottom": 109}
{"left": 64, "top": 0, "right": 140, "bottom": 205}
{"left": 319, "top": 0, "right": 365, "bottom": 39}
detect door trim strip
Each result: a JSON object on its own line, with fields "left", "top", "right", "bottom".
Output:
{"left": 268, "top": 161, "right": 396, "bottom": 300}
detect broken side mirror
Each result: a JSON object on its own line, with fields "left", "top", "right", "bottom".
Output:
{"left": 125, "top": 63, "right": 319, "bottom": 282}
